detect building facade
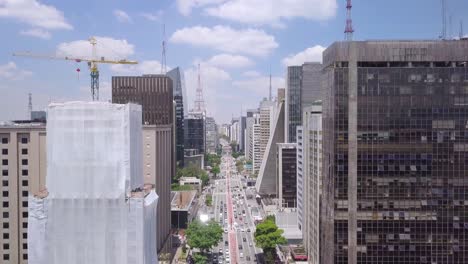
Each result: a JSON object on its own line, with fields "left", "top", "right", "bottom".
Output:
{"left": 205, "top": 117, "right": 218, "bottom": 154}
{"left": 251, "top": 124, "right": 262, "bottom": 175}
{"left": 298, "top": 104, "right": 322, "bottom": 264}
{"left": 277, "top": 143, "right": 297, "bottom": 208}
{"left": 322, "top": 40, "right": 468, "bottom": 264}
{"left": 184, "top": 113, "right": 205, "bottom": 154}
{"left": 112, "top": 75, "right": 174, "bottom": 125}
{"left": 301, "top": 63, "right": 323, "bottom": 109}
{"left": 0, "top": 124, "right": 46, "bottom": 264}
{"left": 142, "top": 125, "right": 173, "bottom": 255}
{"left": 167, "top": 67, "right": 187, "bottom": 166}
{"left": 285, "top": 66, "right": 303, "bottom": 143}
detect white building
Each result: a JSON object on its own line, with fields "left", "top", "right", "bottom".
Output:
{"left": 251, "top": 123, "right": 262, "bottom": 174}
{"left": 28, "top": 102, "right": 158, "bottom": 264}
{"left": 297, "top": 102, "right": 322, "bottom": 264}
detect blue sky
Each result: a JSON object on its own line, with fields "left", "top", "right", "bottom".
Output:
{"left": 1, "top": 0, "right": 468, "bottom": 123}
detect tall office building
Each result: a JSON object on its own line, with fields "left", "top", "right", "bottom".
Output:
{"left": 251, "top": 124, "right": 262, "bottom": 175}
{"left": 112, "top": 75, "right": 175, "bottom": 257}
{"left": 301, "top": 63, "right": 323, "bottom": 108}
{"left": 167, "top": 67, "right": 187, "bottom": 166}
{"left": 245, "top": 111, "right": 259, "bottom": 161}
{"left": 112, "top": 75, "right": 174, "bottom": 125}
{"left": 230, "top": 118, "right": 239, "bottom": 145}
{"left": 238, "top": 116, "right": 246, "bottom": 153}
{"left": 285, "top": 66, "right": 302, "bottom": 143}
{"left": 259, "top": 99, "right": 276, "bottom": 160}
{"left": 0, "top": 123, "right": 46, "bottom": 264}
{"left": 277, "top": 143, "right": 297, "bottom": 208}
{"left": 256, "top": 101, "right": 284, "bottom": 195}
{"left": 205, "top": 117, "right": 218, "bottom": 154}
{"left": 184, "top": 113, "right": 205, "bottom": 155}
{"left": 297, "top": 103, "right": 322, "bottom": 264}
{"left": 321, "top": 40, "right": 468, "bottom": 264}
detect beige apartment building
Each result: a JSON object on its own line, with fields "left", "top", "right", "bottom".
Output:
{"left": 0, "top": 124, "right": 46, "bottom": 264}
{"left": 0, "top": 122, "right": 173, "bottom": 263}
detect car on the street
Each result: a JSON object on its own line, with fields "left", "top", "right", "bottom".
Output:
{"left": 238, "top": 245, "right": 243, "bottom": 250}
{"left": 249, "top": 242, "right": 253, "bottom": 247}
{"left": 247, "top": 228, "right": 251, "bottom": 232}
{"left": 243, "top": 237, "right": 246, "bottom": 242}
{"left": 224, "top": 240, "right": 228, "bottom": 246}
{"left": 246, "top": 256, "right": 251, "bottom": 261}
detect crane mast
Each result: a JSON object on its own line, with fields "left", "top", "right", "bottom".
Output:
{"left": 13, "top": 37, "right": 138, "bottom": 101}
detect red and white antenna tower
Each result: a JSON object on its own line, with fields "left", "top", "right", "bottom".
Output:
{"left": 193, "top": 63, "right": 206, "bottom": 113}
{"left": 161, "top": 23, "right": 167, "bottom": 74}
{"left": 344, "top": 0, "right": 354, "bottom": 41}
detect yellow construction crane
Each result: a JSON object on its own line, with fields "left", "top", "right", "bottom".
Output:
{"left": 13, "top": 36, "right": 138, "bottom": 101}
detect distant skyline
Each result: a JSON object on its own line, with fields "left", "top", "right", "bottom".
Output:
{"left": 1, "top": 0, "right": 468, "bottom": 123}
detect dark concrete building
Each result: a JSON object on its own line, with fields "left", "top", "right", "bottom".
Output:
{"left": 277, "top": 143, "right": 297, "bottom": 208}
{"left": 112, "top": 75, "right": 174, "bottom": 125}
{"left": 167, "top": 67, "right": 187, "bottom": 166}
{"left": 321, "top": 40, "right": 468, "bottom": 264}
{"left": 286, "top": 66, "right": 302, "bottom": 143}
{"left": 184, "top": 113, "right": 205, "bottom": 154}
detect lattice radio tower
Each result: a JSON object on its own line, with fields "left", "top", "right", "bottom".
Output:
{"left": 193, "top": 63, "right": 206, "bottom": 113}
{"left": 344, "top": 0, "right": 354, "bottom": 41}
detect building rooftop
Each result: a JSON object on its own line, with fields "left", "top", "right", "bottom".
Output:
{"left": 171, "top": 190, "right": 197, "bottom": 211}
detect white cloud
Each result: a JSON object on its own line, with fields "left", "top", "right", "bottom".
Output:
{"left": 114, "top": 9, "right": 131, "bottom": 23}
{"left": 110, "top": 60, "right": 169, "bottom": 75}
{"left": 204, "top": 0, "right": 337, "bottom": 26}
{"left": 176, "top": 0, "right": 226, "bottom": 16}
{"left": 19, "top": 28, "right": 51, "bottom": 39}
{"left": 282, "top": 45, "right": 325, "bottom": 66}
{"left": 242, "top": 70, "right": 261, "bottom": 77}
{"left": 0, "top": 0, "right": 72, "bottom": 30}
{"left": 140, "top": 11, "right": 163, "bottom": 21}
{"left": 204, "top": 53, "right": 253, "bottom": 69}
{"left": 170, "top": 25, "right": 278, "bottom": 56}
{"left": 0, "top": 62, "right": 32, "bottom": 80}
{"left": 56, "top": 36, "right": 135, "bottom": 59}
{"left": 233, "top": 74, "right": 284, "bottom": 96}
{"left": 184, "top": 64, "right": 231, "bottom": 115}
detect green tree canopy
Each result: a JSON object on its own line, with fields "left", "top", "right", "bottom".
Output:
{"left": 186, "top": 220, "right": 223, "bottom": 252}
{"left": 205, "top": 153, "right": 221, "bottom": 167}
{"left": 254, "top": 218, "right": 287, "bottom": 251}
{"left": 175, "top": 165, "right": 209, "bottom": 186}
{"left": 212, "top": 165, "right": 220, "bottom": 176}
{"left": 192, "top": 253, "right": 207, "bottom": 264}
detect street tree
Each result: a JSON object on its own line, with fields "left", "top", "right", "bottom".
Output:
{"left": 212, "top": 165, "right": 220, "bottom": 177}
{"left": 254, "top": 218, "right": 287, "bottom": 262}
{"left": 186, "top": 220, "right": 223, "bottom": 253}
{"left": 192, "top": 253, "right": 207, "bottom": 264}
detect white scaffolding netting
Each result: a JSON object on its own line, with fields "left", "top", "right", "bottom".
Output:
{"left": 46, "top": 102, "right": 143, "bottom": 199}
{"left": 29, "top": 102, "right": 158, "bottom": 264}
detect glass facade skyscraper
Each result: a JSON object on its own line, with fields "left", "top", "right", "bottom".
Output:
{"left": 286, "top": 66, "right": 302, "bottom": 143}
{"left": 321, "top": 40, "right": 468, "bottom": 264}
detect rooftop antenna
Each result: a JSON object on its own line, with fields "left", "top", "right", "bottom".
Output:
{"left": 193, "top": 63, "right": 206, "bottom": 113}
{"left": 344, "top": 0, "right": 354, "bottom": 41}
{"left": 440, "top": 0, "right": 447, "bottom": 39}
{"left": 269, "top": 66, "right": 272, "bottom": 101}
{"left": 161, "top": 23, "right": 167, "bottom": 74}
{"left": 28, "top": 93, "right": 32, "bottom": 120}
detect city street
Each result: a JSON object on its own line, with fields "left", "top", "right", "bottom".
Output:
{"left": 204, "top": 147, "right": 263, "bottom": 264}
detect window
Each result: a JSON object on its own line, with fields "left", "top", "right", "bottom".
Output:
{"left": 2, "top": 180, "right": 7, "bottom": 187}
{"left": 1, "top": 160, "right": 7, "bottom": 166}
{"left": 22, "top": 191, "right": 28, "bottom": 197}
{"left": 3, "top": 254, "right": 9, "bottom": 260}
{"left": 22, "top": 180, "right": 28, "bottom": 186}
{"left": 23, "top": 243, "right": 27, "bottom": 249}
{"left": 1, "top": 170, "right": 6, "bottom": 176}
{"left": 2, "top": 223, "right": 8, "bottom": 229}
{"left": 3, "top": 233, "right": 9, "bottom": 239}
{"left": 22, "top": 212, "right": 28, "bottom": 218}
{"left": 22, "top": 170, "right": 28, "bottom": 176}
{"left": 22, "top": 201, "right": 28, "bottom": 207}
{"left": 22, "top": 222, "right": 27, "bottom": 228}
{"left": 21, "top": 159, "right": 28, "bottom": 166}
{"left": 1, "top": 138, "right": 7, "bottom": 144}
{"left": 1, "top": 149, "right": 6, "bottom": 155}
{"left": 20, "top": 148, "right": 28, "bottom": 155}
{"left": 22, "top": 233, "right": 27, "bottom": 239}
{"left": 2, "top": 244, "right": 8, "bottom": 250}
{"left": 2, "top": 191, "right": 7, "bottom": 197}
{"left": 21, "top": 138, "right": 28, "bottom": 144}
{"left": 23, "top": 254, "right": 27, "bottom": 260}
{"left": 2, "top": 202, "right": 8, "bottom": 208}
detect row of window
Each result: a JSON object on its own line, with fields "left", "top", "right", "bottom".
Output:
{"left": 3, "top": 242, "right": 27, "bottom": 250}
{"left": 2, "top": 201, "right": 28, "bottom": 208}
{"left": 1, "top": 159, "right": 28, "bottom": 166}
{"left": 2, "top": 170, "right": 28, "bottom": 176}
{"left": 1, "top": 137, "right": 29, "bottom": 144}
{"left": 3, "top": 253, "right": 28, "bottom": 260}
{"left": 2, "top": 180, "right": 28, "bottom": 187}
